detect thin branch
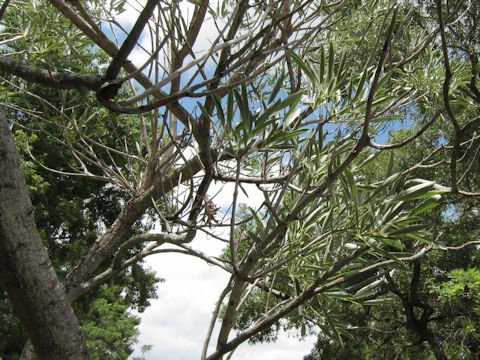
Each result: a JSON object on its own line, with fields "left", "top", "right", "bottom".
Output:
{"left": 112, "top": 231, "right": 195, "bottom": 269}
{"left": 456, "top": 144, "right": 480, "bottom": 187}
{"left": 369, "top": 109, "right": 442, "bottom": 150}
{"left": 213, "top": 173, "right": 291, "bottom": 184}
{"left": 386, "top": 0, "right": 465, "bottom": 71}
{"left": 25, "top": 140, "right": 109, "bottom": 182}
{"left": 175, "top": 243, "right": 231, "bottom": 272}
{"left": 435, "top": 0, "right": 462, "bottom": 191}
{"left": 362, "top": 8, "right": 398, "bottom": 142}
{"left": 230, "top": 157, "right": 242, "bottom": 273}
{"left": 201, "top": 278, "right": 234, "bottom": 360}
{"left": 176, "top": 0, "right": 209, "bottom": 62}
{"left": 0, "top": 0, "right": 10, "bottom": 21}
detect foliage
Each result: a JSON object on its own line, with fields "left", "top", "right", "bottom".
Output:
{"left": 430, "top": 268, "right": 480, "bottom": 358}
{"left": 75, "top": 284, "right": 141, "bottom": 360}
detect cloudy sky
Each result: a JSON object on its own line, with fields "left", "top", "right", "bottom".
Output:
{"left": 129, "top": 232, "right": 317, "bottom": 360}
{"left": 110, "top": 3, "right": 318, "bottom": 358}
{"left": 129, "top": 181, "right": 317, "bottom": 359}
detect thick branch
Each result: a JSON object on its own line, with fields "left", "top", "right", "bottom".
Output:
{"left": 63, "top": 155, "right": 204, "bottom": 302}
{"left": 104, "top": 0, "right": 159, "bottom": 80}
{"left": 0, "top": 56, "right": 103, "bottom": 90}
{"left": 370, "top": 109, "right": 442, "bottom": 150}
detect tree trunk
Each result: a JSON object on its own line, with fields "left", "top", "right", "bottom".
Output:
{"left": 0, "top": 111, "right": 92, "bottom": 360}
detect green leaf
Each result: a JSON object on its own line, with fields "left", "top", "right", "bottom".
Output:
{"left": 304, "top": 203, "right": 327, "bottom": 230}
{"left": 227, "top": 89, "right": 234, "bottom": 123}
{"left": 375, "top": 70, "right": 393, "bottom": 91}
{"left": 248, "top": 208, "right": 265, "bottom": 233}
{"left": 233, "top": 87, "right": 251, "bottom": 134}
{"left": 321, "top": 208, "right": 333, "bottom": 233}
{"left": 319, "top": 302, "right": 344, "bottom": 346}
{"left": 289, "top": 51, "right": 316, "bottom": 84}
{"left": 389, "top": 181, "right": 435, "bottom": 202}
{"left": 362, "top": 298, "right": 394, "bottom": 305}
{"left": 344, "top": 168, "right": 358, "bottom": 206}
{"left": 283, "top": 107, "right": 301, "bottom": 130}
{"left": 278, "top": 92, "right": 303, "bottom": 109}
{"left": 364, "top": 172, "right": 401, "bottom": 204}
{"left": 387, "top": 224, "right": 426, "bottom": 237}
{"left": 301, "top": 322, "right": 306, "bottom": 337}
{"left": 409, "top": 197, "right": 441, "bottom": 217}
{"left": 319, "top": 46, "right": 325, "bottom": 83}
{"left": 354, "top": 278, "right": 385, "bottom": 299}
{"left": 324, "top": 291, "right": 352, "bottom": 299}
{"left": 255, "top": 100, "right": 280, "bottom": 129}
{"left": 386, "top": 151, "right": 394, "bottom": 178}
{"left": 380, "top": 201, "right": 405, "bottom": 226}
{"left": 354, "top": 152, "right": 379, "bottom": 170}
{"left": 354, "top": 69, "right": 368, "bottom": 102}
{"left": 268, "top": 69, "right": 285, "bottom": 104}
{"left": 196, "top": 101, "right": 213, "bottom": 124}
{"left": 375, "top": 236, "right": 403, "bottom": 249}
{"left": 328, "top": 42, "right": 334, "bottom": 82}
{"left": 212, "top": 95, "right": 225, "bottom": 126}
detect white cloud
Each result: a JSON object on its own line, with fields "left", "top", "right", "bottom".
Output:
{"left": 130, "top": 246, "right": 317, "bottom": 360}
{"left": 130, "top": 181, "right": 317, "bottom": 360}
{"left": 234, "top": 332, "right": 316, "bottom": 360}
{"left": 130, "top": 229, "right": 229, "bottom": 360}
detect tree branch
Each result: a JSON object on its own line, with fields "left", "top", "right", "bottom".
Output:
{"left": 104, "top": 0, "right": 159, "bottom": 80}
{"left": 0, "top": 56, "right": 103, "bottom": 90}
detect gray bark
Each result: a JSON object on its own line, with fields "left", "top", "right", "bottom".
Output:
{"left": 0, "top": 111, "right": 92, "bottom": 360}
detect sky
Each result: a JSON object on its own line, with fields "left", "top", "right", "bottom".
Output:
{"left": 109, "top": 3, "right": 319, "bottom": 358}
{"left": 129, "top": 225, "right": 317, "bottom": 360}
{"left": 128, "top": 178, "right": 317, "bottom": 359}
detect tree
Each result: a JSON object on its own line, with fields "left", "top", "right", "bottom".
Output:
{"left": 0, "top": 9, "right": 159, "bottom": 355}
{"left": 303, "top": 163, "right": 480, "bottom": 359}
{"left": 0, "top": 0, "right": 479, "bottom": 359}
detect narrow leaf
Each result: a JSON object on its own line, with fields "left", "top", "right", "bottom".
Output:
{"left": 354, "top": 278, "right": 385, "bottom": 299}
{"left": 268, "top": 69, "right": 285, "bottom": 104}
{"left": 328, "top": 42, "right": 334, "bottom": 81}
{"left": 362, "top": 298, "right": 394, "bottom": 305}
{"left": 289, "top": 52, "right": 316, "bottom": 84}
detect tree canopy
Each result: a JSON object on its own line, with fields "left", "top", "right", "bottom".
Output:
{"left": 0, "top": 0, "right": 479, "bottom": 359}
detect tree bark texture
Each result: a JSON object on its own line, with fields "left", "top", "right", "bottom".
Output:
{"left": 0, "top": 111, "right": 92, "bottom": 360}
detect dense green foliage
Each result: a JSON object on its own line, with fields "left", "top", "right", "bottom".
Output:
{"left": 1, "top": 103, "right": 159, "bottom": 360}
{"left": 301, "top": 1, "right": 480, "bottom": 354}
